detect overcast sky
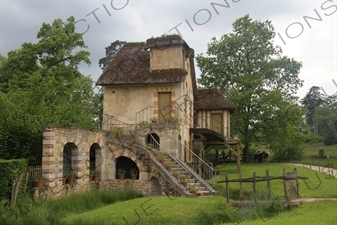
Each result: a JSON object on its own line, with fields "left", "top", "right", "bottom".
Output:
{"left": 0, "top": 0, "right": 336, "bottom": 99}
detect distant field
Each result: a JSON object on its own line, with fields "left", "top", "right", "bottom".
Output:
{"left": 258, "top": 142, "right": 337, "bottom": 169}
{"left": 296, "top": 142, "right": 337, "bottom": 169}
{"left": 303, "top": 142, "right": 337, "bottom": 157}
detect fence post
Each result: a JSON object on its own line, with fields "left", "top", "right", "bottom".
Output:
{"left": 225, "top": 173, "right": 229, "bottom": 203}
{"left": 239, "top": 172, "right": 243, "bottom": 200}
{"left": 294, "top": 168, "right": 300, "bottom": 198}
{"left": 266, "top": 169, "right": 271, "bottom": 200}
{"left": 253, "top": 172, "right": 257, "bottom": 204}
{"left": 283, "top": 169, "right": 288, "bottom": 205}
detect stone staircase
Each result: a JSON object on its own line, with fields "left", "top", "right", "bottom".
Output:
{"left": 149, "top": 150, "right": 218, "bottom": 197}
{"left": 101, "top": 117, "right": 217, "bottom": 197}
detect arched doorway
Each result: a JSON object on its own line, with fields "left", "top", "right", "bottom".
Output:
{"left": 146, "top": 133, "right": 160, "bottom": 150}
{"left": 149, "top": 176, "right": 161, "bottom": 196}
{"left": 116, "top": 156, "right": 139, "bottom": 179}
{"left": 63, "top": 142, "right": 77, "bottom": 175}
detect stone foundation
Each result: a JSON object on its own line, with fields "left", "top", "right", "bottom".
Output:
{"left": 100, "top": 179, "right": 152, "bottom": 195}
{"left": 39, "top": 126, "right": 185, "bottom": 200}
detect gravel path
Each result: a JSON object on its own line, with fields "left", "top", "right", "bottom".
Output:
{"left": 285, "top": 163, "right": 337, "bottom": 178}
{"left": 284, "top": 163, "right": 337, "bottom": 203}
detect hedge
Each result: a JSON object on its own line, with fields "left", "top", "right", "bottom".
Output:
{"left": 0, "top": 159, "right": 28, "bottom": 200}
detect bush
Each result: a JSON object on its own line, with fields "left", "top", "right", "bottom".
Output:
{"left": 0, "top": 159, "right": 28, "bottom": 200}
{"left": 318, "top": 148, "right": 325, "bottom": 158}
{"left": 272, "top": 144, "right": 305, "bottom": 162}
{"left": 305, "top": 135, "right": 323, "bottom": 144}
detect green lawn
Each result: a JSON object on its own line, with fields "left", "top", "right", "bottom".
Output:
{"left": 6, "top": 163, "right": 337, "bottom": 225}
{"left": 62, "top": 163, "right": 337, "bottom": 225}
{"left": 210, "top": 163, "right": 337, "bottom": 199}
{"left": 63, "top": 196, "right": 337, "bottom": 225}
{"left": 64, "top": 196, "right": 222, "bottom": 225}
{"left": 225, "top": 200, "right": 337, "bottom": 225}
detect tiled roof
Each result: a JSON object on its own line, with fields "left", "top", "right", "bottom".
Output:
{"left": 195, "top": 88, "right": 235, "bottom": 112}
{"left": 96, "top": 42, "right": 188, "bottom": 85}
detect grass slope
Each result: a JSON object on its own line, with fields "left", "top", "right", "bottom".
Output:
{"left": 225, "top": 200, "right": 337, "bottom": 225}
{"left": 63, "top": 163, "right": 337, "bottom": 225}
{"left": 64, "top": 196, "right": 223, "bottom": 225}
{"left": 211, "top": 163, "right": 337, "bottom": 199}
{"left": 299, "top": 142, "right": 337, "bottom": 168}
{"left": 64, "top": 196, "right": 337, "bottom": 225}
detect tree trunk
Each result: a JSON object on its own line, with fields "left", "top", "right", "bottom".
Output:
{"left": 242, "top": 145, "right": 249, "bottom": 163}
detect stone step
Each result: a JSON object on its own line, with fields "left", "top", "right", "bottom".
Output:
{"left": 197, "top": 190, "right": 212, "bottom": 196}
{"left": 187, "top": 184, "right": 206, "bottom": 191}
{"left": 155, "top": 153, "right": 216, "bottom": 197}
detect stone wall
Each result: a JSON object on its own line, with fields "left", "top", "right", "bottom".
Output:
{"left": 41, "top": 126, "right": 182, "bottom": 199}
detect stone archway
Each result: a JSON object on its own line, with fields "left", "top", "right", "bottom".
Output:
{"left": 63, "top": 142, "right": 77, "bottom": 175}
{"left": 149, "top": 176, "right": 162, "bottom": 196}
{"left": 89, "top": 143, "right": 101, "bottom": 171}
{"left": 115, "top": 156, "right": 139, "bottom": 180}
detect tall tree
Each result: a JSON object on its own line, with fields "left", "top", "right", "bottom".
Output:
{"left": 196, "top": 15, "right": 303, "bottom": 162}
{"left": 99, "top": 40, "right": 126, "bottom": 71}
{"left": 300, "top": 86, "right": 325, "bottom": 135}
{"left": 0, "top": 17, "right": 98, "bottom": 165}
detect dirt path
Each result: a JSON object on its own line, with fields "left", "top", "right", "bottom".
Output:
{"left": 285, "top": 162, "right": 337, "bottom": 177}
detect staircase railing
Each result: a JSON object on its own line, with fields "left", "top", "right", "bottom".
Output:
{"left": 173, "top": 157, "right": 217, "bottom": 195}
{"left": 168, "top": 136, "right": 215, "bottom": 180}
{"left": 135, "top": 105, "right": 181, "bottom": 125}
{"left": 148, "top": 133, "right": 216, "bottom": 194}
{"left": 147, "top": 149, "right": 191, "bottom": 196}
{"left": 102, "top": 114, "right": 136, "bottom": 133}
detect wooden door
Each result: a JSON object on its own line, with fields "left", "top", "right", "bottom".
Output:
{"left": 211, "top": 114, "right": 223, "bottom": 135}
{"left": 158, "top": 92, "right": 171, "bottom": 123}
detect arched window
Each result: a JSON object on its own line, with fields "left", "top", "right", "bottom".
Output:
{"left": 116, "top": 156, "right": 138, "bottom": 180}
{"left": 146, "top": 133, "right": 160, "bottom": 150}
{"left": 63, "top": 142, "right": 77, "bottom": 176}
{"left": 178, "top": 135, "right": 183, "bottom": 160}
{"left": 89, "top": 143, "right": 101, "bottom": 172}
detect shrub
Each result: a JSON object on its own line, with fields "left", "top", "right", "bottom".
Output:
{"left": 318, "top": 148, "right": 325, "bottom": 158}
{"left": 305, "top": 134, "right": 323, "bottom": 144}
{"left": 272, "top": 144, "right": 305, "bottom": 162}
{"left": 64, "top": 170, "right": 75, "bottom": 178}
{"left": 0, "top": 159, "right": 28, "bottom": 200}
{"left": 90, "top": 169, "right": 99, "bottom": 175}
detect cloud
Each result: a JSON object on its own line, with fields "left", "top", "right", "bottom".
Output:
{"left": 0, "top": 0, "right": 336, "bottom": 98}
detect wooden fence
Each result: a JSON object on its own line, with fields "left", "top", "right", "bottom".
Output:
{"left": 10, "top": 165, "right": 42, "bottom": 207}
{"left": 218, "top": 168, "right": 308, "bottom": 206}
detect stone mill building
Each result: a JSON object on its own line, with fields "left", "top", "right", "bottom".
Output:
{"left": 41, "top": 35, "right": 240, "bottom": 197}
